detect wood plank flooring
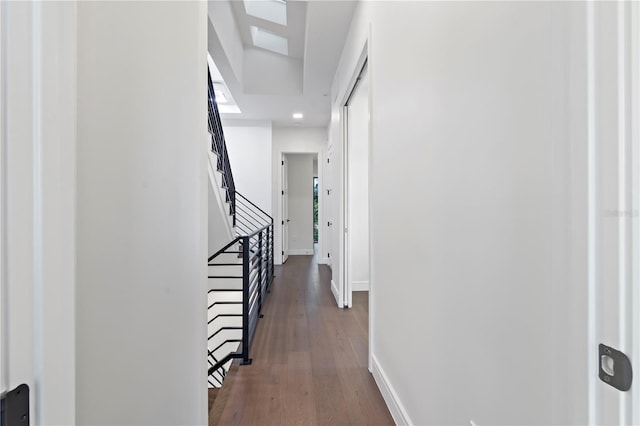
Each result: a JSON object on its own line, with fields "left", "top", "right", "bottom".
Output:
{"left": 209, "top": 254, "right": 394, "bottom": 426}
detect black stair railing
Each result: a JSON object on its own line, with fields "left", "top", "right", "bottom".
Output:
{"left": 208, "top": 69, "right": 236, "bottom": 224}
{"left": 207, "top": 350, "right": 227, "bottom": 388}
{"left": 206, "top": 65, "right": 274, "bottom": 387}
{"left": 207, "top": 218, "right": 274, "bottom": 377}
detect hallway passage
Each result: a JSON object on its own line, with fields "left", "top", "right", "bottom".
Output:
{"left": 209, "top": 255, "right": 394, "bottom": 426}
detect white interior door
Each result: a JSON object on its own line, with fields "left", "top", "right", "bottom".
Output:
{"left": 282, "top": 155, "right": 289, "bottom": 263}
{"left": 590, "top": 2, "right": 640, "bottom": 423}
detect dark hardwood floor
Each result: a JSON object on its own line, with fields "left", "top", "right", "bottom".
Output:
{"left": 209, "top": 254, "right": 394, "bottom": 426}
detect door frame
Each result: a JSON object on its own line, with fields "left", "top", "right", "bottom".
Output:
{"left": 1, "top": 2, "right": 77, "bottom": 423}
{"left": 276, "top": 150, "right": 324, "bottom": 265}
{"left": 630, "top": 4, "right": 640, "bottom": 424}
{"left": 342, "top": 58, "right": 369, "bottom": 310}
{"left": 338, "top": 38, "right": 373, "bottom": 368}
{"left": 588, "top": 1, "right": 640, "bottom": 423}
{"left": 281, "top": 154, "right": 289, "bottom": 263}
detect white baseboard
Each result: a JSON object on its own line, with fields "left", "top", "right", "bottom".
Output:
{"left": 330, "top": 279, "right": 341, "bottom": 307}
{"left": 287, "top": 248, "right": 314, "bottom": 255}
{"left": 352, "top": 280, "right": 369, "bottom": 291}
{"left": 371, "top": 354, "right": 413, "bottom": 426}
{"left": 318, "top": 257, "right": 330, "bottom": 265}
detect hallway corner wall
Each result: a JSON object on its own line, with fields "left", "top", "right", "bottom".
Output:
{"left": 75, "top": 2, "right": 208, "bottom": 424}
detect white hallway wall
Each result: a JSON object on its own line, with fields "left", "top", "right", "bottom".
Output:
{"left": 331, "top": 1, "right": 592, "bottom": 425}
{"left": 286, "top": 154, "right": 315, "bottom": 254}
{"left": 272, "top": 127, "right": 327, "bottom": 264}
{"left": 223, "top": 120, "right": 273, "bottom": 215}
{"left": 76, "top": 2, "right": 208, "bottom": 425}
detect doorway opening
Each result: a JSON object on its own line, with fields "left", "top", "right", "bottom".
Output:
{"left": 280, "top": 153, "right": 320, "bottom": 262}
{"left": 343, "top": 59, "right": 370, "bottom": 307}
{"left": 335, "top": 48, "right": 371, "bottom": 370}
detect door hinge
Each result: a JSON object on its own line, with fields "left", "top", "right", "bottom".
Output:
{"left": 282, "top": 220, "right": 284, "bottom": 225}
{"left": 282, "top": 251, "right": 284, "bottom": 255}
{"left": 328, "top": 253, "right": 331, "bottom": 258}
{"left": 282, "top": 160, "right": 284, "bottom": 165}
{"left": 327, "top": 158, "right": 330, "bottom": 163}
{"left": 281, "top": 190, "right": 284, "bottom": 195}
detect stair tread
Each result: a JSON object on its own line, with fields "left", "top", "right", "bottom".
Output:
{"left": 209, "top": 363, "right": 239, "bottom": 425}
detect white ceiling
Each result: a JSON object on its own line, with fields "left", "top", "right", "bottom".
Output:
{"left": 208, "top": 0, "right": 357, "bottom": 128}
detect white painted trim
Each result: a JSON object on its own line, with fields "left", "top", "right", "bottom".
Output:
{"left": 330, "top": 279, "right": 342, "bottom": 308}
{"left": 366, "top": 23, "right": 374, "bottom": 375}
{"left": 341, "top": 102, "right": 350, "bottom": 308}
{"left": 371, "top": 354, "right": 413, "bottom": 426}
{"left": 318, "top": 257, "right": 330, "bottom": 265}
{"left": 586, "top": 3, "right": 598, "bottom": 422}
{"left": 616, "top": 3, "right": 630, "bottom": 422}
{"left": 351, "top": 280, "right": 369, "bottom": 291}
{"left": 0, "top": 0, "right": 6, "bottom": 395}
{"left": 287, "top": 248, "right": 314, "bottom": 255}
{"left": 630, "top": 2, "right": 640, "bottom": 424}
{"left": 33, "top": 7, "right": 45, "bottom": 423}
{"left": 281, "top": 152, "right": 288, "bottom": 263}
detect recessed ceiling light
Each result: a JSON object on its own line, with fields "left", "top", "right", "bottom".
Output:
{"left": 292, "top": 113, "right": 303, "bottom": 120}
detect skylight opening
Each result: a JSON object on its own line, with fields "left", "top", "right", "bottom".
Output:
{"left": 218, "top": 104, "right": 242, "bottom": 114}
{"left": 208, "top": 53, "right": 241, "bottom": 115}
{"left": 250, "top": 26, "right": 289, "bottom": 56}
{"left": 212, "top": 82, "right": 230, "bottom": 104}
{"left": 244, "top": 0, "right": 287, "bottom": 26}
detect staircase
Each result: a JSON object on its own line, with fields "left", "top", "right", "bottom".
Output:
{"left": 206, "top": 68, "right": 274, "bottom": 389}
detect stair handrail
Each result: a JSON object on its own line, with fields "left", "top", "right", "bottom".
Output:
{"left": 208, "top": 68, "right": 236, "bottom": 224}
{"left": 234, "top": 191, "right": 272, "bottom": 221}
